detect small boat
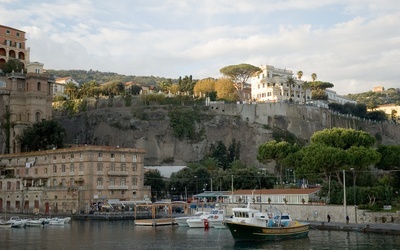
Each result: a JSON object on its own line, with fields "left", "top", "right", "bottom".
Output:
{"left": 175, "top": 211, "right": 208, "bottom": 227}
{"left": 187, "top": 209, "right": 224, "bottom": 228}
{"left": 26, "top": 218, "right": 45, "bottom": 227}
{"left": 8, "top": 217, "right": 27, "bottom": 228}
{"left": 0, "top": 219, "right": 12, "bottom": 228}
{"left": 224, "top": 198, "right": 309, "bottom": 241}
{"left": 49, "top": 217, "right": 71, "bottom": 225}
{"left": 207, "top": 209, "right": 226, "bottom": 228}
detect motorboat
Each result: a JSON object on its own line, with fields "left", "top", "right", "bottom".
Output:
{"left": 8, "top": 217, "right": 27, "bottom": 228}
{"left": 26, "top": 218, "right": 45, "bottom": 227}
{"left": 224, "top": 201, "right": 309, "bottom": 241}
{"left": 187, "top": 209, "right": 224, "bottom": 228}
{"left": 175, "top": 211, "right": 208, "bottom": 227}
{"left": 0, "top": 219, "right": 12, "bottom": 228}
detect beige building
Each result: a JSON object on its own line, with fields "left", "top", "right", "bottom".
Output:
{"left": 250, "top": 65, "right": 310, "bottom": 103}
{"left": 0, "top": 145, "right": 150, "bottom": 214}
{"left": 0, "top": 24, "right": 30, "bottom": 68}
{"left": 0, "top": 24, "right": 54, "bottom": 154}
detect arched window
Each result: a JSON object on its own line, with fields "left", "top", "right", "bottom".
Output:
{"left": 35, "top": 112, "right": 41, "bottom": 122}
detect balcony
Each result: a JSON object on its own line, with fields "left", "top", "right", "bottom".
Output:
{"left": 108, "top": 185, "right": 128, "bottom": 190}
{"left": 108, "top": 171, "right": 128, "bottom": 176}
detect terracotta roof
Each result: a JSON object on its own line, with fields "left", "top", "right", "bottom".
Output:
{"left": 233, "top": 187, "right": 321, "bottom": 195}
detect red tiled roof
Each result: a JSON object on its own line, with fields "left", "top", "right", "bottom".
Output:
{"left": 233, "top": 187, "right": 320, "bottom": 195}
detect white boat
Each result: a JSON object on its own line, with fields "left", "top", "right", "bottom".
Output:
{"left": 26, "top": 218, "right": 44, "bottom": 227}
{"left": 187, "top": 209, "right": 224, "bottom": 228}
{"left": 49, "top": 217, "right": 69, "bottom": 225}
{"left": 0, "top": 219, "right": 12, "bottom": 228}
{"left": 207, "top": 209, "right": 226, "bottom": 228}
{"left": 175, "top": 211, "right": 208, "bottom": 227}
{"left": 8, "top": 217, "right": 27, "bottom": 228}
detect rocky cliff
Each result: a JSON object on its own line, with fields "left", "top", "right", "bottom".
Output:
{"left": 54, "top": 101, "right": 400, "bottom": 168}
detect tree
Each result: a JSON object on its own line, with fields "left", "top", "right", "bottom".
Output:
{"left": 311, "top": 73, "right": 317, "bottom": 82}
{"left": 64, "top": 82, "right": 78, "bottom": 100}
{"left": 220, "top": 63, "right": 262, "bottom": 90}
{"left": 286, "top": 76, "right": 296, "bottom": 102}
{"left": 18, "top": 120, "right": 66, "bottom": 152}
{"left": 297, "top": 70, "right": 303, "bottom": 80}
{"left": 376, "top": 145, "right": 400, "bottom": 170}
{"left": 257, "top": 140, "right": 299, "bottom": 185}
{"left": 311, "top": 128, "right": 376, "bottom": 150}
{"left": 1, "top": 58, "right": 24, "bottom": 73}
{"left": 144, "top": 170, "right": 166, "bottom": 200}
{"left": 193, "top": 78, "right": 216, "bottom": 98}
{"left": 214, "top": 78, "right": 238, "bottom": 101}
{"left": 79, "top": 80, "right": 100, "bottom": 98}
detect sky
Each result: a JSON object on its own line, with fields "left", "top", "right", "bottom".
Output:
{"left": 1, "top": 0, "right": 399, "bottom": 95}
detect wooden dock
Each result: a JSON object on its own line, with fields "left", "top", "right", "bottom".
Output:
{"left": 134, "top": 218, "right": 177, "bottom": 226}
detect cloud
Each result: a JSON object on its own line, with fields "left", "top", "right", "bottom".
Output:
{"left": 1, "top": 0, "right": 399, "bottom": 94}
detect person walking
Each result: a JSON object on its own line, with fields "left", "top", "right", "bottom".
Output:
{"left": 327, "top": 214, "right": 331, "bottom": 223}
{"left": 346, "top": 215, "right": 349, "bottom": 224}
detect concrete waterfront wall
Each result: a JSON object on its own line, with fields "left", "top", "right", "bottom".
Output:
{"left": 213, "top": 203, "right": 400, "bottom": 224}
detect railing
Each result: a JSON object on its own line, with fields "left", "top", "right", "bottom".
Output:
{"left": 108, "top": 171, "right": 128, "bottom": 176}
{"left": 109, "top": 185, "right": 128, "bottom": 190}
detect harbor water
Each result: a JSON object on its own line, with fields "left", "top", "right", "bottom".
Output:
{"left": 1, "top": 220, "right": 400, "bottom": 249}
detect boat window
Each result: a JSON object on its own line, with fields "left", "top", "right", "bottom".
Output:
{"left": 281, "top": 215, "right": 290, "bottom": 220}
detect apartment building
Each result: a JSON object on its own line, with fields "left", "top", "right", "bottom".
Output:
{"left": 250, "top": 65, "right": 310, "bottom": 103}
{"left": 53, "top": 76, "right": 79, "bottom": 98}
{"left": 0, "top": 25, "right": 54, "bottom": 154}
{"left": 0, "top": 25, "right": 30, "bottom": 68}
{"left": 0, "top": 145, "right": 150, "bottom": 214}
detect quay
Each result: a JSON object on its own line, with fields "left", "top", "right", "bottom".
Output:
{"left": 306, "top": 221, "right": 400, "bottom": 235}
{"left": 134, "top": 218, "right": 177, "bottom": 226}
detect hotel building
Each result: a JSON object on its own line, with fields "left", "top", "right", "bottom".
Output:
{"left": 0, "top": 145, "right": 150, "bottom": 214}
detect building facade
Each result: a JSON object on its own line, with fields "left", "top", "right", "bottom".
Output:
{"left": 0, "top": 24, "right": 54, "bottom": 154}
{"left": 53, "top": 76, "right": 79, "bottom": 98}
{"left": 250, "top": 65, "right": 311, "bottom": 103}
{"left": 0, "top": 145, "right": 150, "bottom": 214}
{"left": 0, "top": 25, "right": 30, "bottom": 68}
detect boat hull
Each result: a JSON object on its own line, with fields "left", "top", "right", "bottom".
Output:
{"left": 225, "top": 221, "right": 309, "bottom": 241}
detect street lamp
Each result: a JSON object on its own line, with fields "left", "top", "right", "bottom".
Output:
{"left": 194, "top": 176, "right": 198, "bottom": 195}
{"left": 350, "top": 168, "right": 357, "bottom": 223}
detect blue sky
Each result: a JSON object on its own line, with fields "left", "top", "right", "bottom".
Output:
{"left": 1, "top": 0, "right": 399, "bottom": 95}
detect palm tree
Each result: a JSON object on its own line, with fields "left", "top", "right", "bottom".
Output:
{"left": 311, "top": 73, "right": 317, "bottom": 82}
{"left": 286, "top": 76, "right": 296, "bottom": 102}
{"left": 302, "top": 81, "right": 311, "bottom": 104}
{"left": 297, "top": 71, "right": 303, "bottom": 80}
{"left": 64, "top": 82, "right": 78, "bottom": 100}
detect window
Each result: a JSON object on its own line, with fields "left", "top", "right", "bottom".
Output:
{"left": 53, "top": 179, "right": 57, "bottom": 186}
{"left": 121, "top": 154, "right": 125, "bottom": 162}
{"left": 0, "top": 181, "right": 2, "bottom": 189}
{"left": 97, "top": 178, "right": 103, "bottom": 186}
{"left": 132, "top": 163, "right": 137, "bottom": 172}
{"left": 61, "top": 179, "right": 66, "bottom": 186}
{"left": 16, "top": 32, "right": 19, "bottom": 36}
{"left": 80, "top": 153, "right": 83, "bottom": 161}
{"left": 132, "top": 155, "right": 137, "bottom": 162}
{"left": 121, "top": 163, "right": 126, "bottom": 171}
{"left": 35, "top": 168, "right": 38, "bottom": 175}
{"left": 61, "top": 164, "right": 66, "bottom": 173}
{"left": 25, "top": 168, "right": 28, "bottom": 175}
{"left": 110, "top": 178, "right": 115, "bottom": 186}
{"left": 53, "top": 165, "right": 57, "bottom": 173}
{"left": 132, "top": 178, "right": 137, "bottom": 186}
{"left": 37, "top": 82, "right": 41, "bottom": 91}
{"left": 70, "top": 154, "right": 74, "bottom": 159}
{"left": 111, "top": 153, "right": 115, "bottom": 159}
{"left": 121, "top": 178, "right": 126, "bottom": 186}
{"left": 110, "top": 163, "right": 115, "bottom": 171}
{"left": 79, "top": 163, "right": 84, "bottom": 172}
{"left": 44, "top": 168, "right": 48, "bottom": 174}
{"left": 97, "top": 163, "right": 103, "bottom": 172}
{"left": 7, "top": 181, "right": 11, "bottom": 190}
{"left": 70, "top": 178, "right": 74, "bottom": 187}
{"left": 70, "top": 164, "right": 75, "bottom": 173}
{"left": 16, "top": 181, "right": 20, "bottom": 190}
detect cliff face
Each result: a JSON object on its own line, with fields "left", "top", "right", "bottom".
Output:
{"left": 55, "top": 102, "right": 400, "bottom": 167}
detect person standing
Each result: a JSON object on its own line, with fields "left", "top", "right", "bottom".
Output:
{"left": 346, "top": 215, "right": 349, "bottom": 224}
{"left": 327, "top": 214, "right": 331, "bottom": 223}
